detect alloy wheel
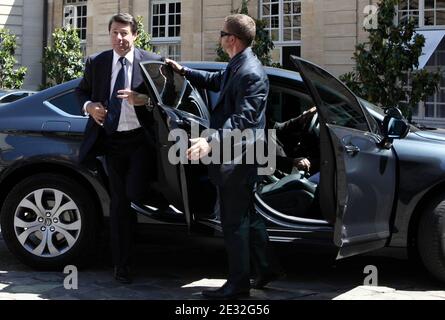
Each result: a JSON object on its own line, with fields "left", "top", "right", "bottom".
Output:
{"left": 13, "top": 188, "right": 82, "bottom": 258}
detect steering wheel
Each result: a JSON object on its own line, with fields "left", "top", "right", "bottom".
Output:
{"left": 306, "top": 112, "right": 319, "bottom": 137}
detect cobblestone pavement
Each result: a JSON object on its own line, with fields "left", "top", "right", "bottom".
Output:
{"left": 0, "top": 229, "right": 444, "bottom": 300}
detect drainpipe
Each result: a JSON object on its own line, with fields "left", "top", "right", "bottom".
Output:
{"left": 201, "top": 0, "right": 204, "bottom": 61}
{"left": 42, "top": 0, "right": 49, "bottom": 87}
{"left": 356, "top": 0, "right": 359, "bottom": 46}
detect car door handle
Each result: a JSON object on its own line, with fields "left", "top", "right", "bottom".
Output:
{"left": 344, "top": 144, "right": 360, "bottom": 156}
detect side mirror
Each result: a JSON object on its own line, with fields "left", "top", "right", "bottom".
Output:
{"left": 382, "top": 107, "right": 409, "bottom": 139}
{"left": 384, "top": 117, "right": 409, "bottom": 139}
{"left": 380, "top": 108, "right": 409, "bottom": 148}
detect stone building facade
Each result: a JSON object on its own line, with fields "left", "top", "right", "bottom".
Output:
{"left": 0, "top": 0, "right": 45, "bottom": 90}
{"left": 46, "top": 0, "right": 381, "bottom": 76}
{"left": 2, "top": 1, "right": 444, "bottom": 127}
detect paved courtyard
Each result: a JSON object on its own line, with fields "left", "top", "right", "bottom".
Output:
{"left": 0, "top": 229, "right": 444, "bottom": 300}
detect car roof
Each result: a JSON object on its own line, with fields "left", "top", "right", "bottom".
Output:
{"left": 0, "top": 79, "right": 80, "bottom": 113}
{"left": 0, "top": 89, "right": 36, "bottom": 93}
{"left": 181, "top": 61, "right": 388, "bottom": 123}
{"left": 182, "top": 61, "right": 304, "bottom": 82}
{"left": 0, "top": 89, "right": 36, "bottom": 98}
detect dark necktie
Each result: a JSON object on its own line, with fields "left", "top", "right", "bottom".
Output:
{"left": 104, "top": 56, "right": 126, "bottom": 134}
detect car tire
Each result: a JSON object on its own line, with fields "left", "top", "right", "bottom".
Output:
{"left": 417, "top": 194, "right": 445, "bottom": 282}
{"left": 0, "top": 173, "right": 97, "bottom": 270}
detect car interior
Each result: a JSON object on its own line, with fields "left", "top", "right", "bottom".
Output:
{"left": 138, "top": 62, "right": 332, "bottom": 226}
{"left": 256, "top": 83, "right": 323, "bottom": 220}
{"left": 188, "top": 74, "right": 327, "bottom": 223}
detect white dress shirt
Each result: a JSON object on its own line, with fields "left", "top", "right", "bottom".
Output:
{"left": 83, "top": 48, "right": 141, "bottom": 132}
{"left": 111, "top": 48, "right": 141, "bottom": 132}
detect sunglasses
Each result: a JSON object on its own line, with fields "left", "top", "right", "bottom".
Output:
{"left": 220, "top": 30, "right": 236, "bottom": 38}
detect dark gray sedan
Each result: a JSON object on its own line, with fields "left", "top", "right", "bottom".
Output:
{"left": 0, "top": 57, "right": 444, "bottom": 284}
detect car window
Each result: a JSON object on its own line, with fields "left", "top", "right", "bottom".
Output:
{"left": 267, "top": 82, "right": 314, "bottom": 124}
{"left": 140, "top": 62, "right": 186, "bottom": 108}
{"left": 48, "top": 90, "right": 83, "bottom": 116}
{"left": 0, "top": 92, "right": 28, "bottom": 103}
{"left": 359, "top": 99, "right": 383, "bottom": 134}
{"left": 295, "top": 59, "right": 369, "bottom": 132}
{"left": 176, "top": 83, "right": 207, "bottom": 118}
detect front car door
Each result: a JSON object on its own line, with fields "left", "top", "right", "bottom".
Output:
{"left": 291, "top": 56, "right": 398, "bottom": 258}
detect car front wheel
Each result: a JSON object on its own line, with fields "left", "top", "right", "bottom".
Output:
{"left": 418, "top": 194, "right": 445, "bottom": 282}
{"left": 0, "top": 173, "right": 97, "bottom": 270}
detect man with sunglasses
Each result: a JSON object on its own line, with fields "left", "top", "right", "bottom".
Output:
{"left": 166, "top": 14, "right": 283, "bottom": 299}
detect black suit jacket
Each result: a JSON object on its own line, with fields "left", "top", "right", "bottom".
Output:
{"left": 76, "top": 48, "right": 162, "bottom": 165}
{"left": 185, "top": 48, "right": 269, "bottom": 186}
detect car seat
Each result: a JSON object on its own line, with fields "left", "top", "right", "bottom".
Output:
{"left": 259, "top": 173, "right": 318, "bottom": 218}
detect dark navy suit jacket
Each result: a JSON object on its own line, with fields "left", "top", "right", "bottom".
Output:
{"left": 185, "top": 48, "right": 269, "bottom": 186}
{"left": 76, "top": 48, "right": 162, "bottom": 165}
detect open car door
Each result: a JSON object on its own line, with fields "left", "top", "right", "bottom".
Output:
{"left": 139, "top": 61, "right": 197, "bottom": 227}
{"left": 291, "top": 56, "right": 397, "bottom": 258}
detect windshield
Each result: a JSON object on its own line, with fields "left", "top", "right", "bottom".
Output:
{"left": 359, "top": 98, "right": 420, "bottom": 133}
{"left": 359, "top": 98, "right": 385, "bottom": 117}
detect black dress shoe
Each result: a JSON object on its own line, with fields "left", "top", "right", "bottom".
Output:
{"left": 202, "top": 282, "right": 250, "bottom": 299}
{"left": 114, "top": 266, "right": 132, "bottom": 284}
{"left": 250, "top": 272, "right": 285, "bottom": 289}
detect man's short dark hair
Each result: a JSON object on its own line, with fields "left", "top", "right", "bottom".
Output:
{"left": 108, "top": 13, "right": 138, "bottom": 34}
{"left": 224, "top": 14, "right": 256, "bottom": 47}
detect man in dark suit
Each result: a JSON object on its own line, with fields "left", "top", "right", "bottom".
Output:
{"left": 167, "top": 14, "right": 283, "bottom": 299}
{"left": 76, "top": 13, "right": 162, "bottom": 284}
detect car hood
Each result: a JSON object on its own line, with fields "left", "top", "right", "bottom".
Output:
{"left": 412, "top": 129, "right": 445, "bottom": 142}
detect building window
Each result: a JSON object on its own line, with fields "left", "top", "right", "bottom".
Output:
{"left": 151, "top": 0, "right": 181, "bottom": 60}
{"left": 261, "top": 0, "right": 301, "bottom": 68}
{"left": 425, "top": 0, "right": 445, "bottom": 26}
{"left": 398, "top": 0, "right": 420, "bottom": 27}
{"left": 63, "top": 0, "right": 87, "bottom": 56}
{"left": 424, "top": 39, "right": 445, "bottom": 118}
{"left": 152, "top": 43, "right": 181, "bottom": 61}
{"left": 397, "top": 1, "right": 445, "bottom": 124}
{"left": 398, "top": 0, "right": 445, "bottom": 27}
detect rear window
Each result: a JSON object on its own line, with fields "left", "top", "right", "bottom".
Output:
{"left": 48, "top": 90, "right": 83, "bottom": 116}
{"left": 0, "top": 92, "right": 29, "bottom": 103}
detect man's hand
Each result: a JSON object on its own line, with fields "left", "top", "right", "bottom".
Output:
{"left": 187, "top": 138, "right": 212, "bottom": 160}
{"left": 86, "top": 102, "right": 107, "bottom": 126}
{"left": 165, "top": 58, "right": 184, "bottom": 75}
{"left": 302, "top": 106, "right": 317, "bottom": 120}
{"left": 117, "top": 89, "right": 150, "bottom": 106}
{"left": 293, "top": 157, "right": 311, "bottom": 173}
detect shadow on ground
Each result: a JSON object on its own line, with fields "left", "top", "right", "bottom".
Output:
{"left": 0, "top": 229, "right": 443, "bottom": 300}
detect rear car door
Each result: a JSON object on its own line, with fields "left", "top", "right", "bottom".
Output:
{"left": 139, "top": 61, "right": 210, "bottom": 227}
{"left": 291, "top": 56, "right": 397, "bottom": 258}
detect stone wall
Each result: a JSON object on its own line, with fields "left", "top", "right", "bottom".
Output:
{"left": 302, "top": 0, "right": 378, "bottom": 77}
{"left": 1, "top": 0, "right": 43, "bottom": 89}
{"left": 46, "top": 0, "right": 381, "bottom": 74}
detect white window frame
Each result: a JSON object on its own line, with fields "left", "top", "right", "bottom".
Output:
{"left": 396, "top": 1, "right": 445, "bottom": 123}
{"left": 260, "top": 0, "right": 302, "bottom": 46}
{"left": 151, "top": 0, "right": 181, "bottom": 60}
{"left": 422, "top": 45, "right": 445, "bottom": 119}
{"left": 152, "top": 43, "right": 181, "bottom": 61}
{"left": 260, "top": 0, "right": 301, "bottom": 66}
{"left": 63, "top": 0, "right": 87, "bottom": 56}
{"left": 396, "top": 0, "right": 445, "bottom": 28}
{"left": 151, "top": 0, "right": 181, "bottom": 42}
